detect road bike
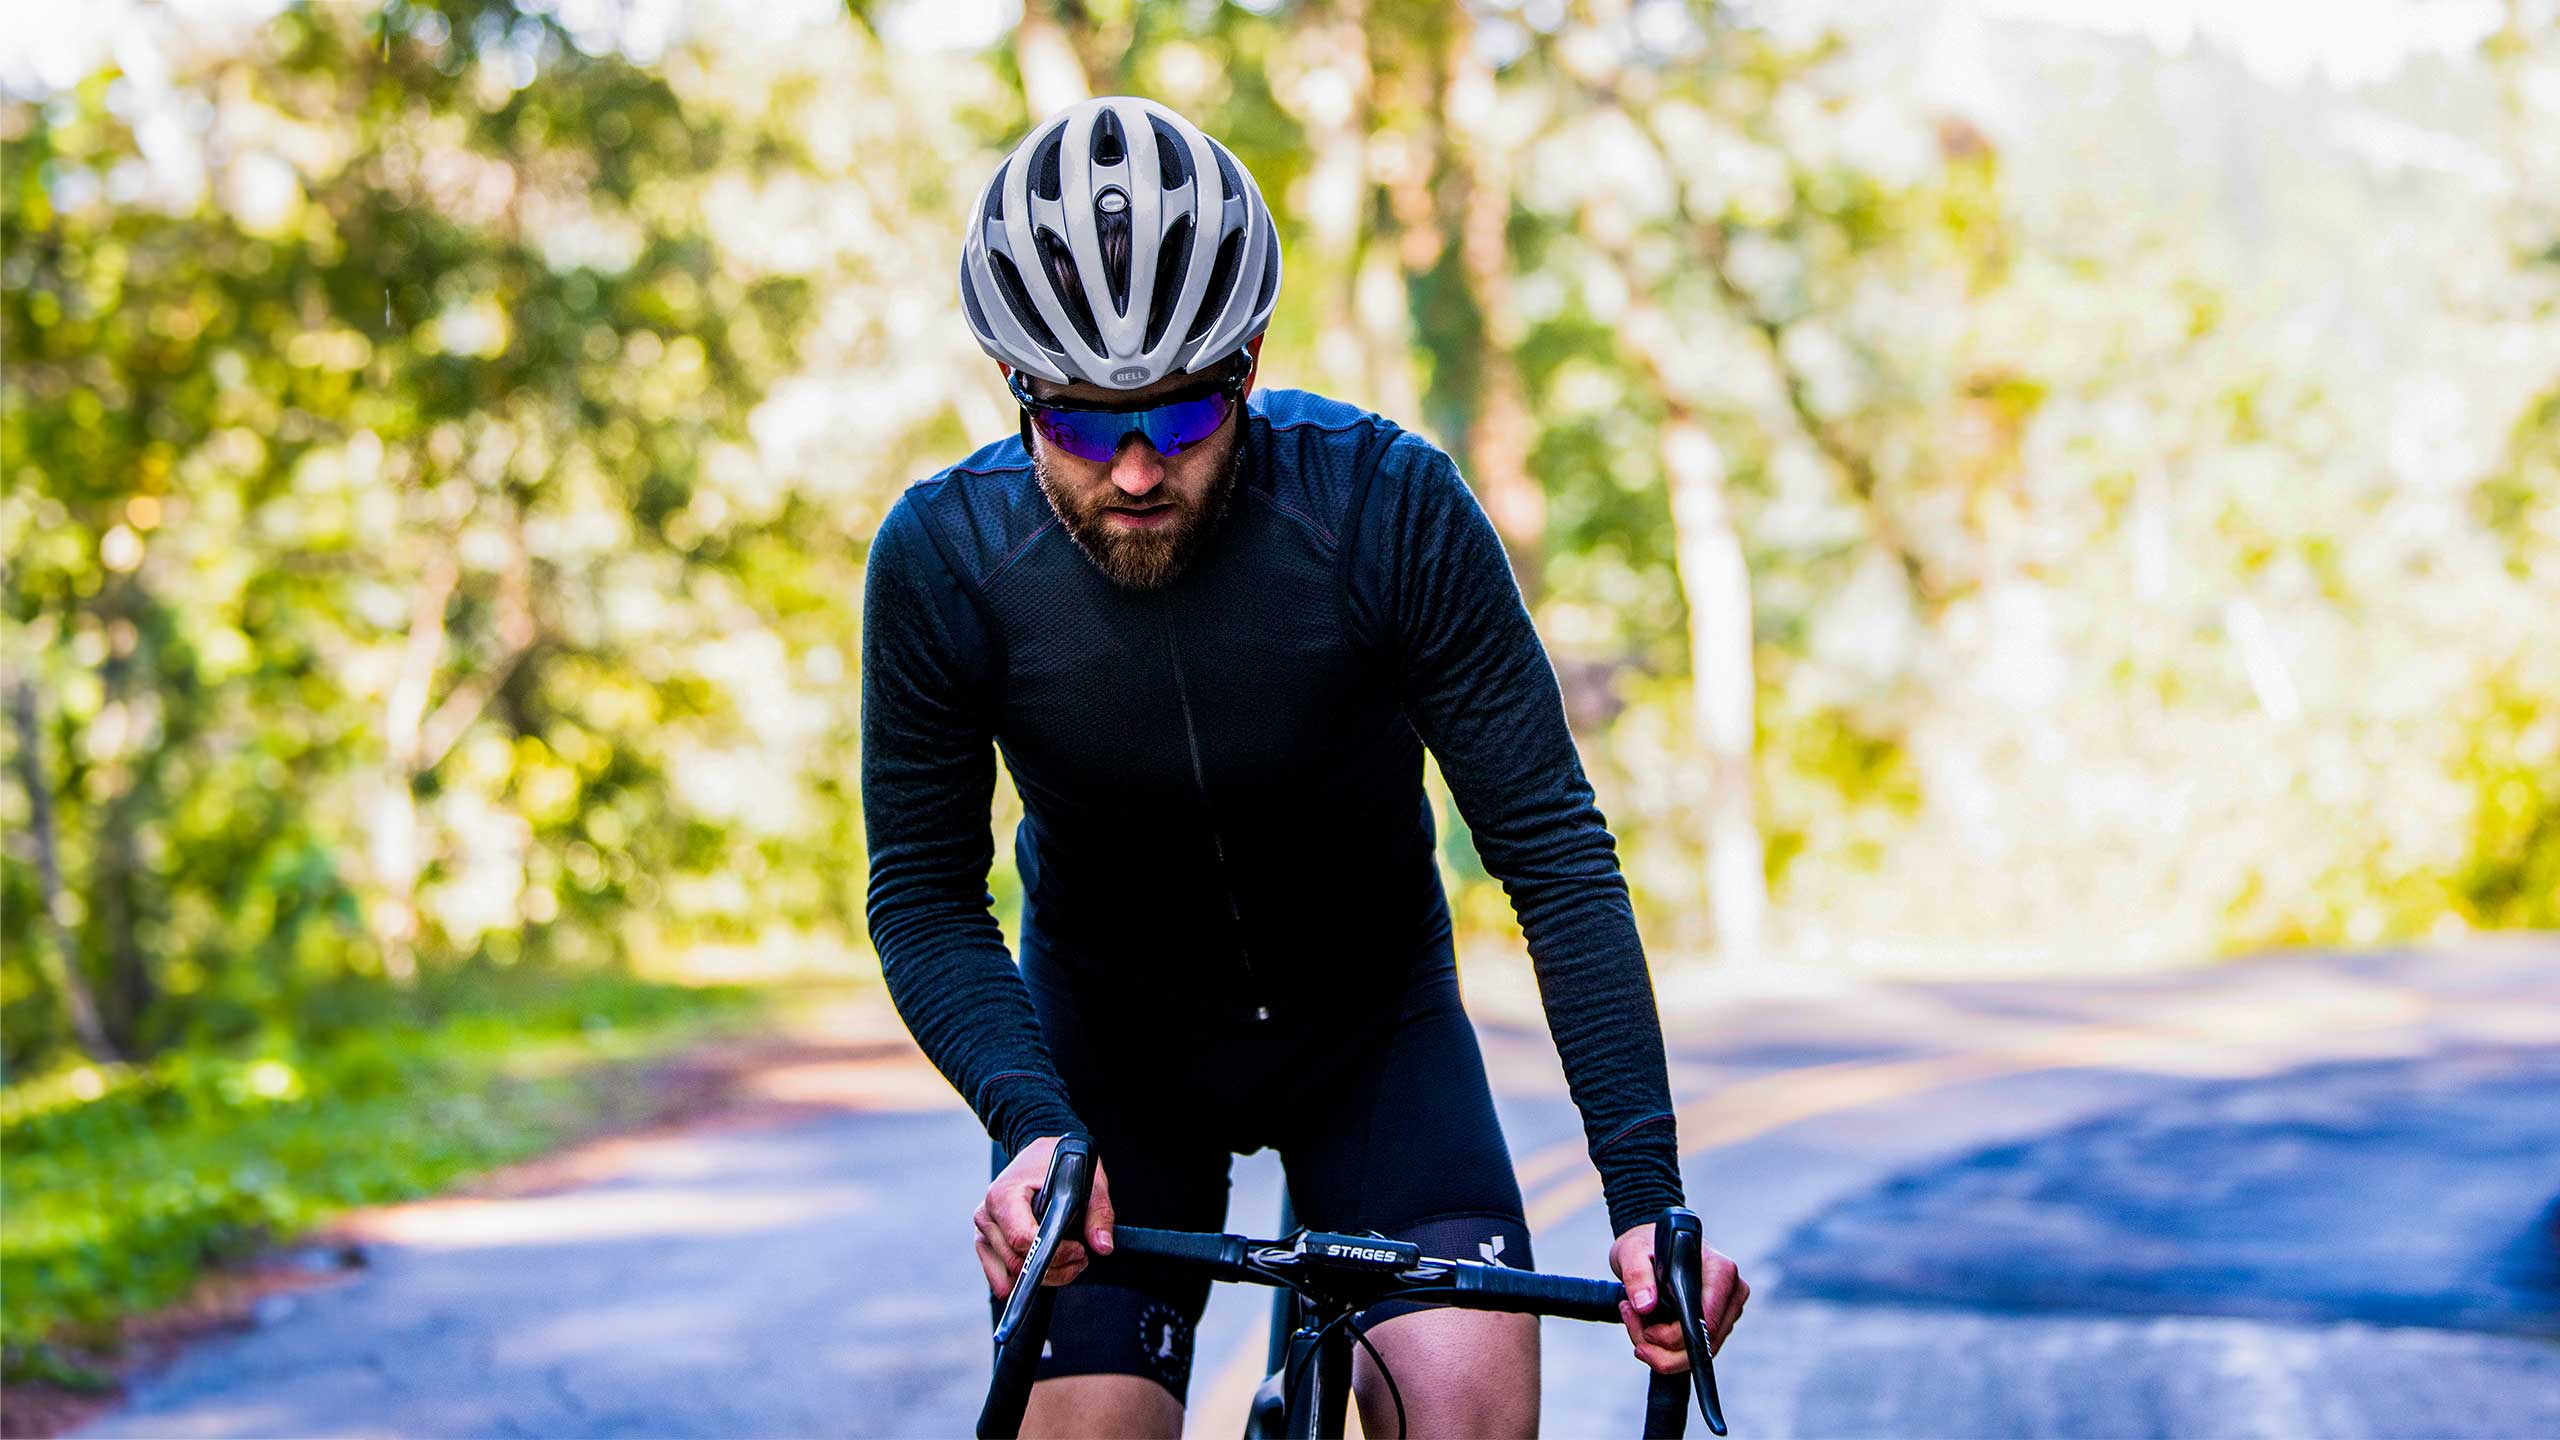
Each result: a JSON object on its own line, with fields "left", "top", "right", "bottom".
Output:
{"left": 976, "top": 1137, "right": 1728, "bottom": 1439}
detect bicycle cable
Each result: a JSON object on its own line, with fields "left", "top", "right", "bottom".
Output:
{"left": 1249, "top": 1260, "right": 1408, "bottom": 1440}
{"left": 1305, "top": 1305, "right": 1407, "bottom": 1439}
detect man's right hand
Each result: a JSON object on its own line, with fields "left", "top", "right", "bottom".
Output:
{"left": 975, "top": 1135, "right": 1117, "bottom": 1301}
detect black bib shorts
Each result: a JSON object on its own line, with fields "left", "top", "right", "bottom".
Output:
{"left": 996, "top": 944, "right": 1535, "bottom": 1404}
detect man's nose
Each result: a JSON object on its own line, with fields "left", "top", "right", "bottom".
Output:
{"left": 1110, "top": 437, "right": 1166, "bottom": 497}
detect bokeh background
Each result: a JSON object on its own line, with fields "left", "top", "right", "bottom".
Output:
{"left": 4, "top": 0, "right": 2557, "bottom": 1408}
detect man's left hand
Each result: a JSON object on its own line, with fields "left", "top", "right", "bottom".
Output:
{"left": 1609, "top": 1223, "right": 1748, "bottom": 1374}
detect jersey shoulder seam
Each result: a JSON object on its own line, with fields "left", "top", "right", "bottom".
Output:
{"left": 1245, "top": 486, "right": 1339, "bottom": 549}
{"left": 981, "top": 517, "right": 1059, "bottom": 590}
{"left": 906, "top": 465, "right": 1052, "bottom": 596}
{"left": 1263, "top": 415, "right": 1381, "bottom": 436}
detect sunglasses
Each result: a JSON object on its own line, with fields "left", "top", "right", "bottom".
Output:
{"left": 1008, "top": 354, "right": 1251, "bottom": 463}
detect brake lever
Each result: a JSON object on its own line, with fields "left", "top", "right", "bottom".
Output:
{"left": 977, "top": 1137, "right": 1093, "bottom": 1439}
{"left": 1642, "top": 1207, "right": 1729, "bottom": 1437}
{"left": 992, "top": 1137, "right": 1093, "bottom": 1346}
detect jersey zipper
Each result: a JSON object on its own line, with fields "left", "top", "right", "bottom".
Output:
{"left": 1160, "top": 619, "right": 1269, "bottom": 1021}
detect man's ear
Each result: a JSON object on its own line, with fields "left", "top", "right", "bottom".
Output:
{"left": 1243, "top": 333, "right": 1265, "bottom": 390}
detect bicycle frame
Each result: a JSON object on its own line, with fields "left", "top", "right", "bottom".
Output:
{"left": 1242, "top": 1270, "right": 1363, "bottom": 1439}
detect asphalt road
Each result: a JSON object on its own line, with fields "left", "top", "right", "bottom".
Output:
{"left": 78, "top": 939, "right": 2560, "bottom": 1439}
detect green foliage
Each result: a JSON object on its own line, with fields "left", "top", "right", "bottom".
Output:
{"left": 4, "top": 0, "right": 2557, "bottom": 1090}
{"left": 1, "top": 969, "right": 757, "bottom": 1369}
{"left": 2452, "top": 667, "right": 2560, "bottom": 930}
{"left": 2, "top": 0, "right": 834, "bottom": 1068}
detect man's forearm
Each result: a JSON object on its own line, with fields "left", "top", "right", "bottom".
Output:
{"left": 1518, "top": 885, "right": 1688, "bottom": 1235}
{"left": 873, "top": 916, "right": 1085, "bottom": 1153}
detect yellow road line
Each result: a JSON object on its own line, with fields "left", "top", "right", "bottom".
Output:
{"left": 1520, "top": 979, "right": 2458, "bottom": 1231}
{"left": 1525, "top": 1046, "right": 2048, "bottom": 1231}
{"left": 1193, "top": 976, "right": 2480, "bottom": 1434}
{"left": 1192, "top": 1038, "right": 2074, "bottom": 1433}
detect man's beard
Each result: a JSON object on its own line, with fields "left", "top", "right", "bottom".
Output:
{"left": 1034, "top": 432, "right": 1245, "bottom": 591}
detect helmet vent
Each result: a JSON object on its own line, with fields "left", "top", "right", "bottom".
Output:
{"left": 961, "top": 265, "right": 993, "bottom": 339}
{"left": 1097, "top": 197, "right": 1134, "bottom": 314}
{"left": 1144, "top": 214, "right": 1194, "bottom": 351}
{"left": 1035, "top": 226, "right": 1106, "bottom": 355}
{"left": 1092, "top": 109, "right": 1127, "bottom": 167}
{"left": 1149, "top": 116, "right": 1191, "bottom": 188}
{"left": 1031, "top": 124, "right": 1066, "bottom": 201}
{"left": 1252, "top": 212, "right": 1278, "bottom": 312}
{"left": 1187, "top": 228, "right": 1243, "bottom": 344}
{"left": 989, "top": 250, "right": 1064, "bottom": 355}
{"left": 983, "top": 163, "right": 1005, "bottom": 223}
{"left": 1211, "top": 141, "right": 1245, "bottom": 203}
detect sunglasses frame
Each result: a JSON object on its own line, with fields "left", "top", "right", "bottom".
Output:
{"left": 1007, "top": 351, "right": 1254, "bottom": 461}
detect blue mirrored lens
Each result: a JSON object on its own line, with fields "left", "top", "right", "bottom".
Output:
{"left": 1032, "top": 389, "right": 1237, "bottom": 462}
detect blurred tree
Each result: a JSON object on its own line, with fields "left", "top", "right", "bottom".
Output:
{"left": 4, "top": 666, "right": 118, "bottom": 1059}
{"left": 8, "top": 0, "right": 2555, "bottom": 1082}
{"left": 2, "top": 0, "right": 823, "bottom": 1065}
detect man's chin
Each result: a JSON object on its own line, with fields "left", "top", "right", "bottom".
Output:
{"left": 1078, "top": 525, "right": 1188, "bottom": 590}
{"left": 1033, "top": 436, "right": 1242, "bottom": 591}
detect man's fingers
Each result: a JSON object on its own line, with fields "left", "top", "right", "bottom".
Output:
{"left": 1632, "top": 1336, "right": 1691, "bottom": 1374}
{"left": 1698, "top": 1264, "right": 1735, "bottom": 1320}
{"left": 991, "top": 1184, "right": 1040, "bottom": 1253}
{"left": 1619, "top": 1300, "right": 1688, "bottom": 1344}
{"left": 1084, "top": 1164, "right": 1116, "bottom": 1256}
{"left": 1621, "top": 1299, "right": 1690, "bottom": 1372}
{"left": 1044, "top": 1239, "right": 1089, "bottom": 1286}
{"left": 1711, "top": 1274, "right": 1750, "bottom": 1350}
{"left": 974, "top": 1211, "right": 1024, "bottom": 1299}
{"left": 1619, "top": 1301, "right": 1688, "bottom": 1355}
{"left": 982, "top": 1208, "right": 1101, "bottom": 1288}
{"left": 976, "top": 1234, "right": 1015, "bottom": 1301}
{"left": 1702, "top": 1260, "right": 1747, "bottom": 1350}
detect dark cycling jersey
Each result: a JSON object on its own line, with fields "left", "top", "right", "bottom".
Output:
{"left": 861, "top": 388, "right": 1683, "bottom": 1237}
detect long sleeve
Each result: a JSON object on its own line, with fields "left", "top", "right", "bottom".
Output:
{"left": 1365, "top": 442, "right": 1686, "bottom": 1237}
{"left": 861, "top": 496, "right": 1085, "bottom": 1155}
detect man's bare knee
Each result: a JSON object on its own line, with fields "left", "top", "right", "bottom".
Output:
{"left": 1352, "top": 1306, "right": 1539, "bottom": 1438}
{"left": 1020, "top": 1373, "right": 1184, "bottom": 1440}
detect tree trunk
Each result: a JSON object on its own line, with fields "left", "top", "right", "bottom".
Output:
{"left": 1015, "top": 4, "right": 1093, "bottom": 119}
{"left": 367, "top": 547, "right": 456, "bottom": 985}
{"left": 1444, "top": 5, "right": 1545, "bottom": 594}
{"left": 92, "top": 583, "right": 158, "bottom": 1046}
{"left": 1291, "top": 0, "right": 1376, "bottom": 396}
{"left": 98, "top": 772, "right": 154, "bottom": 1047}
{"left": 1588, "top": 207, "right": 1778, "bottom": 968}
{"left": 1355, "top": 2, "right": 1450, "bottom": 427}
{"left": 5, "top": 672, "right": 121, "bottom": 1061}
{"left": 369, "top": 517, "right": 538, "bottom": 984}
{"left": 1661, "top": 418, "right": 1770, "bottom": 966}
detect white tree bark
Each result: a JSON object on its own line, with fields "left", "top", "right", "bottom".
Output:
{"left": 367, "top": 523, "right": 535, "bottom": 984}
{"left": 1013, "top": 8, "right": 1092, "bottom": 120}
{"left": 1663, "top": 420, "right": 1770, "bottom": 966}
{"left": 7, "top": 672, "right": 121, "bottom": 1059}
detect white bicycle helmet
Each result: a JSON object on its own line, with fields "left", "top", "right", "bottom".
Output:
{"left": 960, "top": 96, "right": 1282, "bottom": 390}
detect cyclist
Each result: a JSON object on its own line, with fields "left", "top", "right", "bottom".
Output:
{"left": 863, "top": 96, "right": 1747, "bottom": 1437}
